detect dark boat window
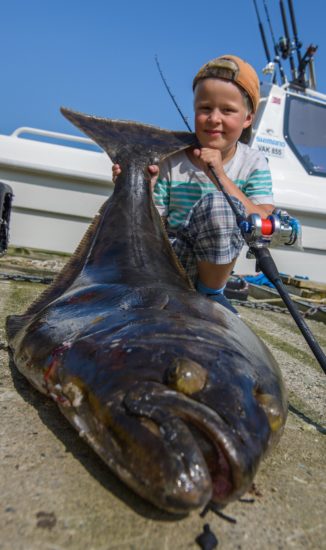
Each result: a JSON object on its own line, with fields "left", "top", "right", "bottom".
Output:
{"left": 284, "top": 94, "right": 326, "bottom": 177}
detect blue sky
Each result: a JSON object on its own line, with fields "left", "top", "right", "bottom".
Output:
{"left": 2, "top": 0, "right": 325, "bottom": 138}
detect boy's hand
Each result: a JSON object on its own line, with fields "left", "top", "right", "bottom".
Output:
{"left": 112, "top": 163, "right": 159, "bottom": 191}
{"left": 193, "top": 148, "right": 224, "bottom": 178}
{"left": 112, "top": 163, "right": 122, "bottom": 182}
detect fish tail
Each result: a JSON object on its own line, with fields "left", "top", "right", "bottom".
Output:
{"left": 61, "top": 107, "right": 198, "bottom": 166}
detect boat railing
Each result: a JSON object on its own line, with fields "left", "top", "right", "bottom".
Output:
{"left": 0, "top": 125, "right": 112, "bottom": 185}
{"left": 11, "top": 127, "right": 95, "bottom": 147}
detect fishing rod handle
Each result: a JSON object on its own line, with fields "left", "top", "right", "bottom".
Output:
{"left": 254, "top": 246, "right": 326, "bottom": 374}
{"left": 274, "top": 278, "right": 326, "bottom": 374}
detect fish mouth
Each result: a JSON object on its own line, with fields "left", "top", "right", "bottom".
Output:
{"left": 186, "top": 423, "right": 233, "bottom": 503}
{"left": 123, "top": 381, "right": 248, "bottom": 512}
{"left": 59, "top": 377, "right": 251, "bottom": 514}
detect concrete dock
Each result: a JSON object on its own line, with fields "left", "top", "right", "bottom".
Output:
{"left": 0, "top": 253, "right": 325, "bottom": 550}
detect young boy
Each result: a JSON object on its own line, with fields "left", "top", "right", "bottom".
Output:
{"left": 113, "top": 54, "right": 274, "bottom": 313}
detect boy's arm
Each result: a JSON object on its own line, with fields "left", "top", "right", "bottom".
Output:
{"left": 152, "top": 175, "right": 170, "bottom": 219}
{"left": 193, "top": 148, "right": 274, "bottom": 218}
{"left": 215, "top": 172, "right": 274, "bottom": 217}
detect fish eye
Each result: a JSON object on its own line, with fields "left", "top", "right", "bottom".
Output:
{"left": 253, "top": 388, "right": 285, "bottom": 432}
{"left": 164, "top": 358, "right": 207, "bottom": 395}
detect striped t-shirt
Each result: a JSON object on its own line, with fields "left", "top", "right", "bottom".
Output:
{"left": 154, "top": 142, "right": 273, "bottom": 229}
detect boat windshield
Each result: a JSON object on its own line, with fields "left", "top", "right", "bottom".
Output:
{"left": 284, "top": 94, "right": 326, "bottom": 177}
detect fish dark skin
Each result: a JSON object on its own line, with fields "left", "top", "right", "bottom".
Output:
{"left": 6, "top": 109, "right": 288, "bottom": 514}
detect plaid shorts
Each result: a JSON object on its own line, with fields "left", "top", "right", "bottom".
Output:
{"left": 170, "top": 192, "right": 245, "bottom": 283}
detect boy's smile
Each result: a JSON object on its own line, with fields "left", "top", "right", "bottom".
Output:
{"left": 194, "top": 78, "right": 253, "bottom": 162}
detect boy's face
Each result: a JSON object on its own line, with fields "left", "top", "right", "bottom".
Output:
{"left": 194, "top": 78, "right": 253, "bottom": 157}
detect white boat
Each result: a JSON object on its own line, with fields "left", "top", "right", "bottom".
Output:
{"left": 0, "top": 2, "right": 325, "bottom": 281}
{"left": 0, "top": 127, "right": 113, "bottom": 254}
{"left": 235, "top": 81, "right": 326, "bottom": 282}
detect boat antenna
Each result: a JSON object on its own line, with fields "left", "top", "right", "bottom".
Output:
{"left": 278, "top": 0, "right": 297, "bottom": 80}
{"left": 252, "top": 0, "right": 272, "bottom": 66}
{"left": 154, "top": 55, "right": 326, "bottom": 374}
{"left": 154, "top": 55, "right": 192, "bottom": 132}
{"left": 262, "top": 0, "right": 287, "bottom": 84}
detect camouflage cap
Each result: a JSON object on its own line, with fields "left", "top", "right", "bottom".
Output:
{"left": 192, "top": 54, "right": 260, "bottom": 114}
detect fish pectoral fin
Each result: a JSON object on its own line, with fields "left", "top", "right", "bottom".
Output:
{"left": 6, "top": 314, "right": 30, "bottom": 342}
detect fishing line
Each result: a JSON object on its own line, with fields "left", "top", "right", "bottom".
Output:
{"left": 154, "top": 56, "right": 326, "bottom": 374}
{"left": 154, "top": 56, "right": 192, "bottom": 132}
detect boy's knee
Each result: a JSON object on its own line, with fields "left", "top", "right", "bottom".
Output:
{"left": 194, "top": 192, "right": 244, "bottom": 232}
{"left": 195, "top": 192, "right": 244, "bottom": 214}
{"left": 211, "top": 193, "right": 244, "bottom": 215}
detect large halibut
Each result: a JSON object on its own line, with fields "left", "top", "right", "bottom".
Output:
{"left": 6, "top": 109, "right": 287, "bottom": 514}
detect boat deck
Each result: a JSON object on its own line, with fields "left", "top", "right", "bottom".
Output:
{"left": 0, "top": 252, "right": 325, "bottom": 550}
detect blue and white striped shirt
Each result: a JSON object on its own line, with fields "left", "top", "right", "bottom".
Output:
{"left": 154, "top": 142, "right": 273, "bottom": 229}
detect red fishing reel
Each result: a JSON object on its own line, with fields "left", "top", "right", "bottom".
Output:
{"left": 239, "top": 208, "right": 301, "bottom": 253}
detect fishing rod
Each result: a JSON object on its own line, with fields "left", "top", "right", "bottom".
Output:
{"left": 206, "top": 175, "right": 326, "bottom": 374}
{"left": 262, "top": 0, "right": 287, "bottom": 84}
{"left": 287, "top": 0, "right": 302, "bottom": 66}
{"left": 256, "top": 0, "right": 316, "bottom": 89}
{"left": 155, "top": 56, "right": 326, "bottom": 374}
{"left": 252, "top": 0, "right": 272, "bottom": 66}
{"left": 279, "top": 0, "right": 297, "bottom": 80}
{"left": 155, "top": 55, "right": 192, "bottom": 133}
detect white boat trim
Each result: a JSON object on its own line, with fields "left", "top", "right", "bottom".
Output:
{"left": 0, "top": 128, "right": 114, "bottom": 254}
